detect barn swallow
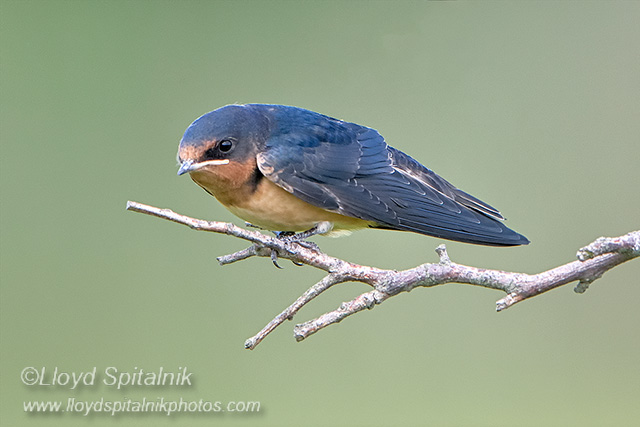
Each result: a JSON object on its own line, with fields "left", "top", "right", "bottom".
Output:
{"left": 177, "top": 104, "right": 529, "bottom": 246}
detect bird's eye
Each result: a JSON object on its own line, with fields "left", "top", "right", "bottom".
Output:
{"left": 219, "top": 140, "right": 233, "bottom": 152}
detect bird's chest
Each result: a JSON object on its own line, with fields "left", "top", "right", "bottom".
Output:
{"left": 190, "top": 160, "right": 368, "bottom": 232}
{"left": 225, "top": 179, "right": 329, "bottom": 231}
{"left": 189, "top": 163, "right": 311, "bottom": 230}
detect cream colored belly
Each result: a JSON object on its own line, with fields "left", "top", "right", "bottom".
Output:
{"left": 225, "top": 179, "right": 370, "bottom": 234}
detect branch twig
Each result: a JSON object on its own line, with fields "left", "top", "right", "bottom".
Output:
{"left": 126, "top": 201, "right": 639, "bottom": 349}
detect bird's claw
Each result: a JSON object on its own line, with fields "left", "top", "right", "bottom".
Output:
{"left": 270, "top": 249, "right": 283, "bottom": 269}
{"left": 269, "top": 248, "right": 303, "bottom": 268}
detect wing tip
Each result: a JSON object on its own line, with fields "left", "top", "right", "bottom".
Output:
{"left": 370, "top": 219, "right": 530, "bottom": 247}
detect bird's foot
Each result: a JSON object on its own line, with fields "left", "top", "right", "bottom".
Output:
{"left": 268, "top": 223, "right": 331, "bottom": 268}
{"left": 262, "top": 231, "right": 295, "bottom": 268}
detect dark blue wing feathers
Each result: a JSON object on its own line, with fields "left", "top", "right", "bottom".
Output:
{"left": 255, "top": 105, "right": 528, "bottom": 246}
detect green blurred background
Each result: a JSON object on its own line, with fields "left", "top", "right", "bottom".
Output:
{"left": 1, "top": 1, "right": 639, "bottom": 426}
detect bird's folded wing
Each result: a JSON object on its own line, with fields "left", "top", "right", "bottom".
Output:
{"left": 257, "top": 118, "right": 528, "bottom": 246}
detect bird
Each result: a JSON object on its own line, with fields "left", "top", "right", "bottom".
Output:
{"left": 177, "top": 104, "right": 529, "bottom": 247}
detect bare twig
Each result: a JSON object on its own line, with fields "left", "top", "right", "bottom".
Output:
{"left": 126, "top": 201, "right": 640, "bottom": 349}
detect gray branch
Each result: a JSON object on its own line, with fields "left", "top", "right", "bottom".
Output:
{"left": 126, "top": 201, "right": 639, "bottom": 350}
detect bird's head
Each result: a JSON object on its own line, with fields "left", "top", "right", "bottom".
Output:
{"left": 177, "top": 104, "right": 270, "bottom": 179}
